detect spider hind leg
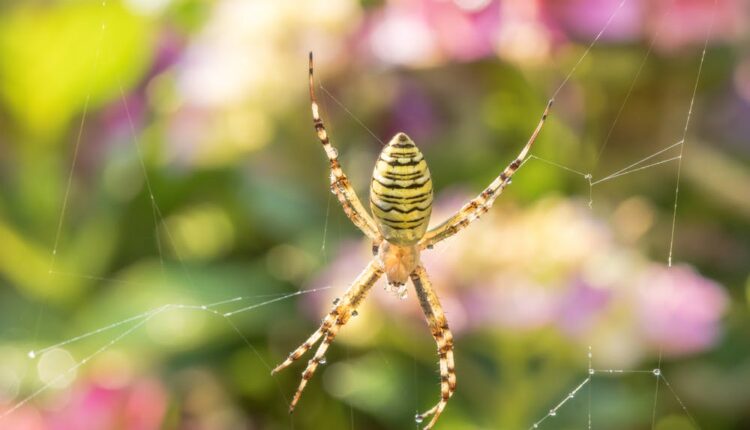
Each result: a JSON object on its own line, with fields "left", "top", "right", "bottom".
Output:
{"left": 410, "top": 265, "right": 456, "bottom": 429}
{"left": 272, "top": 259, "right": 384, "bottom": 412}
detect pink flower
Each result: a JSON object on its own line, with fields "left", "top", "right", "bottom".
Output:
{"left": 46, "top": 378, "right": 168, "bottom": 430}
{"left": 542, "top": 0, "right": 644, "bottom": 42}
{"left": 648, "top": 0, "right": 746, "bottom": 52}
{"left": 465, "top": 275, "right": 560, "bottom": 330}
{"left": 365, "top": 0, "right": 501, "bottom": 66}
{"left": 305, "top": 195, "right": 729, "bottom": 365}
{"left": 0, "top": 405, "right": 45, "bottom": 430}
{"left": 635, "top": 265, "right": 728, "bottom": 356}
{"left": 423, "top": 0, "right": 502, "bottom": 62}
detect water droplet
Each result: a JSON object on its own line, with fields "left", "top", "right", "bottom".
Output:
{"left": 549, "top": 410, "right": 557, "bottom": 417}
{"left": 588, "top": 368, "right": 595, "bottom": 375}
{"left": 28, "top": 351, "right": 36, "bottom": 359}
{"left": 533, "top": 425, "right": 538, "bottom": 429}
{"left": 318, "top": 357, "right": 327, "bottom": 365}
{"left": 415, "top": 414, "right": 424, "bottom": 424}
{"left": 653, "top": 368, "right": 661, "bottom": 376}
{"left": 351, "top": 310, "right": 359, "bottom": 317}
{"left": 568, "top": 394, "right": 575, "bottom": 399}
{"left": 332, "top": 298, "right": 340, "bottom": 305}
{"left": 507, "top": 178, "right": 513, "bottom": 185}
{"left": 201, "top": 305, "right": 207, "bottom": 310}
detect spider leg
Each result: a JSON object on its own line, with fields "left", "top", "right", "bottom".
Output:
{"left": 272, "top": 258, "right": 384, "bottom": 412}
{"left": 419, "top": 99, "right": 553, "bottom": 249}
{"left": 308, "top": 52, "right": 382, "bottom": 241}
{"left": 410, "top": 265, "right": 456, "bottom": 430}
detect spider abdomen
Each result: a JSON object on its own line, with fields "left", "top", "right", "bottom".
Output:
{"left": 370, "top": 133, "right": 433, "bottom": 245}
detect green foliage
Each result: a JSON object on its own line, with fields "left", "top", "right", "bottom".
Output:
{"left": 0, "top": 2, "right": 153, "bottom": 139}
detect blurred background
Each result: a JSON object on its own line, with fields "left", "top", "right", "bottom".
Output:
{"left": 0, "top": 0, "right": 748, "bottom": 429}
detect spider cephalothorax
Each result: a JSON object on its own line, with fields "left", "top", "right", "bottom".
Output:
{"left": 271, "top": 52, "right": 552, "bottom": 429}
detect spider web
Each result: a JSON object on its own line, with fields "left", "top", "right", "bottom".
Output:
{"left": 310, "top": 0, "right": 720, "bottom": 428}
{"left": 0, "top": 0, "right": 721, "bottom": 428}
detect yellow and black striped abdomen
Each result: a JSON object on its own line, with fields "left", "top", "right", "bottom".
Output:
{"left": 370, "top": 133, "right": 433, "bottom": 245}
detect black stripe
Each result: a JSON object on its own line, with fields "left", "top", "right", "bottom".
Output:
{"left": 384, "top": 150, "right": 417, "bottom": 156}
{"left": 391, "top": 143, "right": 416, "bottom": 148}
{"left": 372, "top": 194, "right": 431, "bottom": 207}
{"left": 381, "top": 219, "right": 426, "bottom": 230}
{"left": 372, "top": 198, "right": 431, "bottom": 213}
{"left": 385, "top": 224, "right": 414, "bottom": 230}
{"left": 373, "top": 177, "right": 431, "bottom": 189}
{"left": 373, "top": 203, "right": 430, "bottom": 214}
{"left": 371, "top": 189, "right": 432, "bottom": 202}
{"left": 378, "top": 156, "right": 424, "bottom": 167}
{"left": 381, "top": 171, "right": 425, "bottom": 179}
{"left": 380, "top": 214, "right": 427, "bottom": 224}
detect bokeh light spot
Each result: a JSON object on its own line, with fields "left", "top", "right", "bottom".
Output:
{"left": 147, "top": 306, "right": 206, "bottom": 347}
{"left": 160, "top": 204, "right": 235, "bottom": 261}
{"left": 37, "top": 348, "right": 76, "bottom": 390}
{"left": 265, "top": 244, "right": 315, "bottom": 283}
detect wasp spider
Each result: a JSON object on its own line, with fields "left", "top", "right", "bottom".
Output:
{"left": 272, "top": 53, "right": 552, "bottom": 429}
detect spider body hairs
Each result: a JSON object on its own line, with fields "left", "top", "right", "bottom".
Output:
{"left": 272, "top": 52, "right": 552, "bottom": 429}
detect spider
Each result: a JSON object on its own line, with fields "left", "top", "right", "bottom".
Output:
{"left": 272, "top": 52, "right": 552, "bottom": 429}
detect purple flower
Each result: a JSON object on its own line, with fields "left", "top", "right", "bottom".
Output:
{"left": 557, "top": 278, "right": 612, "bottom": 336}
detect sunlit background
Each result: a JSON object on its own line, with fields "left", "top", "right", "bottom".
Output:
{"left": 0, "top": 0, "right": 748, "bottom": 429}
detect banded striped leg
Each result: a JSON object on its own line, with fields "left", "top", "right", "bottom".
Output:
{"left": 410, "top": 265, "right": 456, "bottom": 430}
{"left": 308, "top": 52, "right": 381, "bottom": 241}
{"left": 419, "top": 100, "right": 553, "bottom": 249}
{"left": 272, "top": 259, "right": 384, "bottom": 412}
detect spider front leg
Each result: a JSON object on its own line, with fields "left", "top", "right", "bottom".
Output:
{"left": 272, "top": 259, "right": 384, "bottom": 412}
{"left": 308, "top": 52, "right": 381, "bottom": 241}
{"left": 419, "top": 99, "right": 553, "bottom": 249}
{"left": 410, "top": 265, "right": 456, "bottom": 429}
